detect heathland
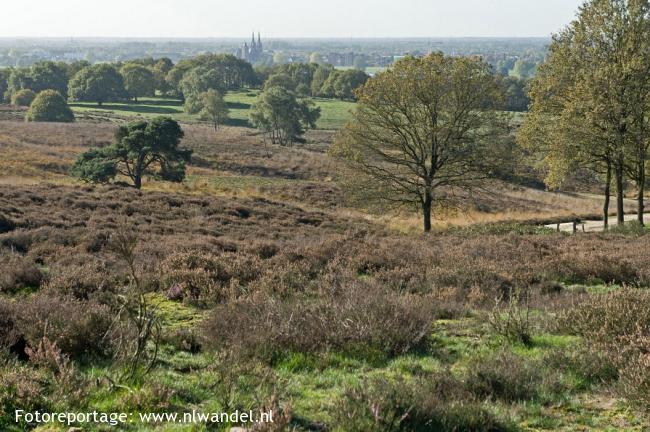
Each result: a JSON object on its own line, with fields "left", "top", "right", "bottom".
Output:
{"left": 3, "top": 4, "right": 650, "bottom": 428}
{"left": 1, "top": 96, "right": 650, "bottom": 430}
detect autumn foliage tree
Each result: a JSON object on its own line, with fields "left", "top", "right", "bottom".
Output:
{"left": 331, "top": 53, "right": 510, "bottom": 232}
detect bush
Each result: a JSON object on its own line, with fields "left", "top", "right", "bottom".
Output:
{"left": 0, "top": 214, "right": 15, "bottom": 234}
{"left": 488, "top": 287, "right": 534, "bottom": 346}
{"left": 562, "top": 289, "right": 650, "bottom": 411}
{"left": 44, "top": 259, "right": 116, "bottom": 300}
{"left": 26, "top": 89, "right": 75, "bottom": 123}
{"left": 161, "top": 250, "right": 263, "bottom": 304}
{"left": 618, "top": 334, "right": 650, "bottom": 412}
{"left": 0, "top": 342, "right": 88, "bottom": 430}
{"left": 561, "top": 289, "right": 650, "bottom": 361}
{"left": 333, "top": 375, "right": 514, "bottom": 432}
{"left": 0, "top": 253, "right": 44, "bottom": 293}
{"left": 544, "top": 348, "right": 618, "bottom": 390}
{"left": 202, "top": 285, "right": 435, "bottom": 362}
{"left": 465, "top": 351, "right": 560, "bottom": 403}
{"left": 11, "top": 89, "right": 36, "bottom": 106}
{"left": 0, "top": 299, "right": 18, "bottom": 350}
{"left": 15, "top": 294, "right": 114, "bottom": 360}
{"left": 0, "top": 364, "right": 49, "bottom": 430}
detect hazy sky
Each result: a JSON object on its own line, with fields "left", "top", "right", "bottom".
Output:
{"left": 1, "top": 0, "right": 584, "bottom": 38}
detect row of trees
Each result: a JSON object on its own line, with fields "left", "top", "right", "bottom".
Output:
{"left": 0, "top": 56, "right": 373, "bottom": 108}
{"left": 520, "top": 0, "right": 650, "bottom": 227}
{"left": 0, "top": 60, "right": 165, "bottom": 106}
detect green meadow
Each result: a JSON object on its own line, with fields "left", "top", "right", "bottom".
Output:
{"left": 70, "top": 91, "right": 356, "bottom": 130}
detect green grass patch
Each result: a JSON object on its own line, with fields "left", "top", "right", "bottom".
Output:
{"left": 146, "top": 293, "right": 204, "bottom": 330}
{"left": 225, "top": 90, "right": 355, "bottom": 130}
{"left": 70, "top": 98, "right": 196, "bottom": 123}
{"left": 70, "top": 93, "right": 356, "bottom": 130}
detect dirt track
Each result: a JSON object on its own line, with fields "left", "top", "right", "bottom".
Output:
{"left": 546, "top": 213, "right": 650, "bottom": 233}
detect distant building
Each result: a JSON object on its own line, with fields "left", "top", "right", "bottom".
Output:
{"left": 236, "top": 33, "right": 263, "bottom": 63}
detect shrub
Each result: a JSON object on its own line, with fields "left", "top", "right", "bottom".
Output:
{"left": 618, "top": 332, "right": 650, "bottom": 411}
{"left": 0, "top": 342, "right": 88, "bottom": 430}
{"left": 544, "top": 348, "right": 618, "bottom": 390}
{"left": 561, "top": 289, "right": 650, "bottom": 362}
{"left": 11, "top": 89, "right": 36, "bottom": 106}
{"left": 333, "top": 375, "right": 514, "bottom": 432}
{"left": 562, "top": 289, "right": 650, "bottom": 412}
{"left": 0, "top": 299, "right": 18, "bottom": 350}
{"left": 202, "top": 285, "right": 435, "bottom": 362}
{"left": 43, "top": 259, "right": 114, "bottom": 300}
{"left": 26, "top": 90, "right": 75, "bottom": 123}
{"left": 0, "top": 364, "right": 49, "bottom": 430}
{"left": 465, "top": 351, "right": 558, "bottom": 402}
{"left": 15, "top": 294, "right": 114, "bottom": 360}
{"left": 161, "top": 250, "right": 263, "bottom": 304}
{"left": 247, "top": 260, "right": 313, "bottom": 297}
{"left": 0, "top": 253, "right": 44, "bottom": 293}
{"left": 488, "top": 287, "right": 534, "bottom": 346}
{"left": 332, "top": 376, "right": 417, "bottom": 431}
{"left": 0, "top": 214, "right": 15, "bottom": 234}
{"left": 25, "top": 337, "right": 87, "bottom": 406}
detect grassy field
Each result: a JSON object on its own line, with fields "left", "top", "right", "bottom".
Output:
{"left": 69, "top": 91, "right": 356, "bottom": 130}
{"left": 1, "top": 116, "right": 650, "bottom": 431}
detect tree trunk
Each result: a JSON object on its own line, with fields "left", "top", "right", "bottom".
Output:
{"left": 134, "top": 175, "right": 142, "bottom": 190}
{"left": 422, "top": 191, "right": 432, "bottom": 233}
{"left": 638, "top": 158, "right": 645, "bottom": 226}
{"left": 615, "top": 160, "right": 625, "bottom": 226}
{"left": 604, "top": 161, "right": 611, "bottom": 230}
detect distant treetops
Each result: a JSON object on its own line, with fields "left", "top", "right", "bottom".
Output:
{"left": 71, "top": 117, "right": 191, "bottom": 189}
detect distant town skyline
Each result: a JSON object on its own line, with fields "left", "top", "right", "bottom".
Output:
{"left": 1, "top": 0, "right": 584, "bottom": 38}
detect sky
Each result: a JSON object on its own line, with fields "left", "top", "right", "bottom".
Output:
{"left": 0, "top": 0, "right": 584, "bottom": 38}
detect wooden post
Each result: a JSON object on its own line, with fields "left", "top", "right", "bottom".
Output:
{"left": 573, "top": 221, "right": 577, "bottom": 234}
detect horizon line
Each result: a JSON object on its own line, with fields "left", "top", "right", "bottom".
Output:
{"left": 0, "top": 35, "right": 553, "bottom": 40}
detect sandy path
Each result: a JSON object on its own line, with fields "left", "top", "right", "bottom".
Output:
{"left": 546, "top": 213, "right": 650, "bottom": 233}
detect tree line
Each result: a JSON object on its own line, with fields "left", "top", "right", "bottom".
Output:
{"left": 0, "top": 55, "right": 373, "bottom": 108}
{"left": 520, "top": 0, "right": 650, "bottom": 228}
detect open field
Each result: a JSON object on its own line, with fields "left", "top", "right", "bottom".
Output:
{"left": 1, "top": 115, "right": 650, "bottom": 431}
{"left": 68, "top": 92, "right": 356, "bottom": 131}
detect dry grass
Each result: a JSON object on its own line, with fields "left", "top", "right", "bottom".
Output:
{"left": 1, "top": 119, "right": 629, "bottom": 225}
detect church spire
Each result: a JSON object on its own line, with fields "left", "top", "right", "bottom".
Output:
{"left": 251, "top": 32, "right": 256, "bottom": 48}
